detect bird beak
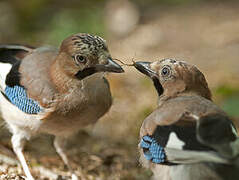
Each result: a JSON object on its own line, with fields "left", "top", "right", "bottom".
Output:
{"left": 95, "top": 58, "right": 124, "bottom": 73}
{"left": 134, "top": 61, "right": 164, "bottom": 96}
{"left": 134, "top": 61, "right": 157, "bottom": 78}
{"left": 75, "top": 58, "right": 124, "bottom": 80}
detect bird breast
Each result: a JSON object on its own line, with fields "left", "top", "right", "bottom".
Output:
{"left": 39, "top": 75, "right": 112, "bottom": 136}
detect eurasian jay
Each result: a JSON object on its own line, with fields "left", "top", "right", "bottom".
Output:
{"left": 0, "top": 33, "right": 124, "bottom": 180}
{"left": 134, "top": 59, "right": 239, "bottom": 180}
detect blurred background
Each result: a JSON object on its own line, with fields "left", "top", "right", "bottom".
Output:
{"left": 0, "top": 0, "right": 239, "bottom": 179}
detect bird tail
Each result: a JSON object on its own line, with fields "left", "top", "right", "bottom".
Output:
{"left": 0, "top": 44, "right": 34, "bottom": 64}
{"left": 0, "top": 44, "right": 34, "bottom": 91}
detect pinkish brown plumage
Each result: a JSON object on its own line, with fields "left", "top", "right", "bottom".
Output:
{"left": 134, "top": 59, "right": 239, "bottom": 180}
{"left": 0, "top": 33, "right": 124, "bottom": 180}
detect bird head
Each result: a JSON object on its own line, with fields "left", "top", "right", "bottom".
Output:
{"left": 57, "top": 33, "right": 124, "bottom": 80}
{"left": 134, "top": 59, "right": 211, "bottom": 100}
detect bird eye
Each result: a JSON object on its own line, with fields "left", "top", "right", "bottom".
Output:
{"left": 161, "top": 66, "right": 171, "bottom": 77}
{"left": 75, "top": 55, "right": 86, "bottom": 64}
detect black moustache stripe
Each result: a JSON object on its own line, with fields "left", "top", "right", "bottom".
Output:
{"left": 153, "top": 77, "right": 164, "bottom": 96}
{"left": 75, "top": 67, "right": 97, "bottom": 80}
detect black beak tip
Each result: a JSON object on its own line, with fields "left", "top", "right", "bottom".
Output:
{"left": 134, "top": 61, "right": 152, "bottom": 75}
{"left": 106, "top": 58, "right": 124, "bottom": 73}
{"left": 117, "top": 66, "right": 125, "bottom": 73}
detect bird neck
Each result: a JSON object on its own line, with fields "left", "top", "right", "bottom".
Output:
{"left": 50, "top": 58, "right": 79, "bottom": 93}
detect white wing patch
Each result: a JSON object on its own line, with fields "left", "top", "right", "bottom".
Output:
{"left": 166, "top": 132, "right": 185, "bottom": 149}
{"left": 231, "top": 124, "right": 238, "bottom": 137}
{"left": 0, "top": 62, "right": 12, "bottom": 89}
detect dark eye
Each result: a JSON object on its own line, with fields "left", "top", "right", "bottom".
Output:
{"left": 161, "top": 66, "right": 171, "bottom": 77}
{"left": 75, "top": 55, "right": 86, "bottom": 64}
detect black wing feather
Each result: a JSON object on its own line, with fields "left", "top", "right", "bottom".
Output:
{"left": 0, "top": 44, "right": 34, "bottom": 87}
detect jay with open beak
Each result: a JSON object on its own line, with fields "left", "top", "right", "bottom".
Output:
{"left": 0, "top": 33, "right": 124, "bottom": 180}
{"left": 134, "top": 59, "right": 239, "bottom": 180}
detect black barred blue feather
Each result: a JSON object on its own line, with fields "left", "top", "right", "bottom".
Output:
{"left": 140, "top": 135, "right": 166, "bottom": 164}
{"left": 5, "top": 85, "right": 42, "bottom": 114}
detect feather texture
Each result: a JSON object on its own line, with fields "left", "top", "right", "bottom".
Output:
{"left": 135, "top": 59, "right": 239, "bottom": 180}
{"left": 5, "top": 86, "right": 42, "bottom": 114}
{"left": 0, "top": 34, "right": 124, "bottom": 180}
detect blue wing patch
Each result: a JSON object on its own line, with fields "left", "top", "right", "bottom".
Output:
{"left": 140, "top": 135, "right": 166, "bottom": 164}
{"left": 5, "top": 85, "right": 42, "bottom": 114}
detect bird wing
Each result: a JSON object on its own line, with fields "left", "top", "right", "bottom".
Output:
{"left": 139, "top": 95, "right": 236, "bottom": 165}
{"left": 18, "top": 46, "right": 59, "bottom": 108}
{"left": 0, "top": 44, "right": 34, "bottom": 89}
{"left": 0, "top": 45, "right": 58, "bottom": 114}
{"left": 196, "top": 113, "right": 239, "bottom": 159}
{"left": 140, "top": 95, "right": 226, "bottom": 137}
